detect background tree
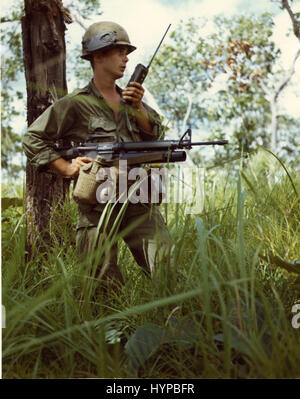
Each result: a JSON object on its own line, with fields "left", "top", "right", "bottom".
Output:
{"left": 1, "top": 0, "right": 102, "bottom": 252}
{"left": 21, "top": 0, "right": 72, "bottom": 253}
{"left": 147, "top": 11, "right": 299, "bottom": 166}
{"left": 260, "top": 0, "right": 300, "bottom": 153}
{"left": 1, "top": 2, "right": 26, "bottom": 179}
{"left": 1, "top": 0, "right": 102, "bottom": 181}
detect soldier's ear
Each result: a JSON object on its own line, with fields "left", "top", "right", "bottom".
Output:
{"left": 91, "top": 52, "right": 102, "bottom": 70}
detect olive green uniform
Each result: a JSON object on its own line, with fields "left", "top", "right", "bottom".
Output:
{"left": 23, "top": 80, "right": 172, "bottom": 281}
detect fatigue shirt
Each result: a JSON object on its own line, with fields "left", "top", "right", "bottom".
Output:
{"left": 22, "top": 79, "right": 164, "bottom": 229}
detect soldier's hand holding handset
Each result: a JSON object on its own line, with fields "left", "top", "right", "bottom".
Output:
{"left": 122, "top": 82, "right": 145, "bottom": 109}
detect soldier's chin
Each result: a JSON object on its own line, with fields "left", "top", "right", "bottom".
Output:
{"left": 115, "top": 71, "right": 124, "bottom": 79}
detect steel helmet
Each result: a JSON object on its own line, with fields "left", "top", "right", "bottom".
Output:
{"left": 81, "top": 21, "right": 136, "bottom": 60}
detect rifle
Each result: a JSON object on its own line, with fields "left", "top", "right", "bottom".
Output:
{"left": 55, "top": 129, "right": 228, "bottom": 166}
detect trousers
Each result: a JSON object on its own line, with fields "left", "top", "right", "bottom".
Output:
{"left": 76, "top": 203, "right": 172, "bottom": 285}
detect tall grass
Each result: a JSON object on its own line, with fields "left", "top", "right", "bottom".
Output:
{"left": 2, "top": 149, "right": 300, "bottom": 378}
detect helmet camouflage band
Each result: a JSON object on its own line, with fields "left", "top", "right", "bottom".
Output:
{"left": 81, "top": 21, "right": 136, "bottom": 60}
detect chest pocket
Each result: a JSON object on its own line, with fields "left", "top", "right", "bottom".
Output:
{"left": 88, "top": 116, "right": 117, "bottom": 141}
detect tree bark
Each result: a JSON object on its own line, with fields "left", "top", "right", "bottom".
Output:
{"left": 22, "top": 0, "right": 71, "bottom": 255}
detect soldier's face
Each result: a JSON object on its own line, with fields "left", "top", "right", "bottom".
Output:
{"left": 93, "top": 46, "right": 129, "bottom": 79}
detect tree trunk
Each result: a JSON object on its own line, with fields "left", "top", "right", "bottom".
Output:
{"left": 22, "top": 0, "right": 71, "bottom": 255}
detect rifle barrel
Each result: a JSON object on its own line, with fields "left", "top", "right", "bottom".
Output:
{"left": 191, "top": 140, "right": 229, "bottom": 146}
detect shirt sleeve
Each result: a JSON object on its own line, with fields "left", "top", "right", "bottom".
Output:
{"left": 22, "top": 96, "right": 75, "bottom": 170}
{"left": 138, "top": 102, "right": 165, "bottom": 141}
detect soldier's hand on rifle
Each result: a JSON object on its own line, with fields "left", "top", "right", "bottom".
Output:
{"left": 123, "top": 82, "right": 145, "bottom": 110}
{"left": 48, "top": 156, "right": 93, "bottom": 178}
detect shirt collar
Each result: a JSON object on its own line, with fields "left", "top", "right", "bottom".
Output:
{"left": 87, "top": 79, "right": 123, "bottom": 99}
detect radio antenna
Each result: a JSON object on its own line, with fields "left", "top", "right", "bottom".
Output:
{"left": 147, "top": 24, "right": 171, "bottom": 68}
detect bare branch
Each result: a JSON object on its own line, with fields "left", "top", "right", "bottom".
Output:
{"left": 274, "top": 46, "right": 300, "bottom": 102}
{"left": 259, "top": 79, "right": 272, "bottom": 98}
{"left": 282, "top": 0, "right": 300, "bottom": 41}
{"left": 180, "top": 94, "right": 195, "bottom": 166}
{"left": 181, "top": 94, "right": 193, "bottom": 136}
{"left": 265, "top": 0, "right": 300, "bottom": 153}
{"left": 63, "top": 2, "right": 89, "bottom": 30}
{"left": 0, "top": 17, "right": 22, "bottom": 23}
{"left": 71, "top": 12, "right": 88, "bottom": 31}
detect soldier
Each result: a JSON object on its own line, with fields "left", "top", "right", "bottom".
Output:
{"left": 22, "top": 21, "right": 172, "bottom": 289}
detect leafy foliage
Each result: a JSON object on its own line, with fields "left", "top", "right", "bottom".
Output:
{"left": 1, "top": 0, "right": 102, "bottom": 179}
{"left": 125, "top": 316, "right": 199, "bottom": 373}
{"left": 147, "top": 13, "right": 299, "bottom": 165}
{"left": 1, "top": 1, "right": 25, "bottom": 178}
{"left": 64, "top": 0, "right": 102, "bottom": 20}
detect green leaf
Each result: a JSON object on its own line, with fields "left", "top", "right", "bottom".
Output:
{"left": 214, "top": 331, "right": 251, "bottom": 357}
{"left": 164, "top": 317, "right": 199, "bottom": 349}
{"left": 104, "top": 321, "right": 127, "bottom": 345}
{"left": 124, "top": 322, "right": 163, "bottom": 371}
{"left": 125, "top": 317, "right": 200, "bottom": 371}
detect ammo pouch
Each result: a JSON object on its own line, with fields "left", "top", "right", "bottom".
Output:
{"left": 73, "top": 158, "right": 165, "bottom": 206}
{"left": 73, "top": 158, "right": 103, "bottom": 205}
